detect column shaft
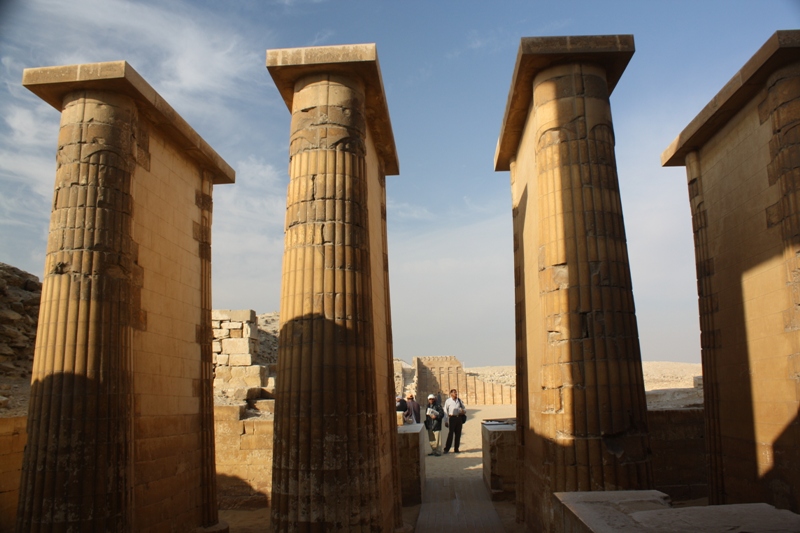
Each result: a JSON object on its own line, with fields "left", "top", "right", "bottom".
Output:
{"left": 17, "top": 90, "right": 136, "bottom": 531}
{"left": 272, "top": 73, "right": 382, "bottom": 531}
{"left": 531, "top": 62, "right": 651, "bottom": 518}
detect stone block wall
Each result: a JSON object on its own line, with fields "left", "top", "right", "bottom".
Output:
{"left": 661, "top": 31, "right": 800, "bottom": 510}
{"left": 648, "top": 408, "right": 707, "bottom": 502}
{"left": 213, "top": 309, "right": 273, "bottom": 400}
{"left": 0, "top": 417, "right": 25, "bottom": 533}
{"left": 413, "top": 356, "right": 515, "bottom": 406}
{"left": 214, "top": 404, "right": 274, "bottom": 509}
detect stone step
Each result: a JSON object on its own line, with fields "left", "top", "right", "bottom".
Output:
{"left": 213, "top": 403, "right": 246, "bottom": 421}
{"left": 249, "top": 399, "right": 275, "bottom": 413}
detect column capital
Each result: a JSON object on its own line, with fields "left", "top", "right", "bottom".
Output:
{"left": 267, "top": 43, "right": 399, "bottom": 175}
{"left": 494, "top": 35, "right": 634, "bottom": 171}
{"left": 22, "top": 60, "right": 235, "bottom": 184}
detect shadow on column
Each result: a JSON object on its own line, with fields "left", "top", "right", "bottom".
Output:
{"left": 17, "top": 372, "right": 130, "bottom": 531}
{"left": 271, "top": 312, "right": 393, "bottom": 530}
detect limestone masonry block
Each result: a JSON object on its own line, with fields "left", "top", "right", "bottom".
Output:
{"left": 221, "top": 338, "right": 254, "bottom": 354}
{"left": 243, "top": 323, "right": 258, "bottom": 339}
{"left": 212, "top": 309, "right": 256, "bottom": 323}
{"left": 253, "top": 399, "right": 275, "bottom": 413}
{"left": 229, "top": 354, "right": 253, "bottom": 367}
{"left": 214, "top": 404, "right": 245, "bottom": 421}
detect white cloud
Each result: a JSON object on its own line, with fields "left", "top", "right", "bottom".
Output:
{"left": 387, "top": 199, "right": 435, "bottom": 221}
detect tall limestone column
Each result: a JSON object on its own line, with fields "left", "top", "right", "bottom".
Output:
{"left": 18, "top": 61, "right": 234, "bottom": 532}
{"left": 16, "top": 89, "right": 137, "bottom": 531}
{"left": 267, "top": 45, "right": 401, "bottom": 531}
{"left": 495, "top": 36, "right": 652, "bottom": 530}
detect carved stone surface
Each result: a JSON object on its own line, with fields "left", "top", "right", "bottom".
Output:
{"left": 17, "top": 61, "right": 233, "bottom": 532}
{"left": 496, "top": 36, "right": 652, "bottom": 530}
{"left": 272, "top": 73, "right": 385, "bottom": 531}
{"left": 662, "top": 31, "right": 800, "bottom": 512}
{"left": 17, "top": 89, "right": 137, "bottom": 531}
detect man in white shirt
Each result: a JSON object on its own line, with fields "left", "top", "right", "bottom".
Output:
{"left": 443, "top": 389, "right": 466, "bottom": 454}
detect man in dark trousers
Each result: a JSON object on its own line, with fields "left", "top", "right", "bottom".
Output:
{"left": 425, "top": 394, "right": 444, "bottom": 456}
{"left": 443, "top": 388, "right": 466, "bottom": 453}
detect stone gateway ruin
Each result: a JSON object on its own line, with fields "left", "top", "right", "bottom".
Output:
{"left": 17, "top": 62, "right": 234, "bottom": 531}
{"left": 2, "top": 31, "right": 800, "bottom": 533}
{"left": 494, "top": 35, "right": 653, "bottom": 531}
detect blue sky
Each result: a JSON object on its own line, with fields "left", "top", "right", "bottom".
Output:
{"left": 1, "top": 0, "right": 798, "bottom": 367}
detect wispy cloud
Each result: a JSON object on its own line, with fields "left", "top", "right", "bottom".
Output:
{"left": 0, "top": 0, "right": 275, "bottom": 280}
{"left": 310, "top": 29, "right": 335, "bottom": 46}
{"left": 387, "top": 199, "right": 435, "bottom": 221}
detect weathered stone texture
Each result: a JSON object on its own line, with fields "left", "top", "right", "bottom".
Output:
{"left": 214, "top": 405, "right": 274, "bottom": 509}
{"left": 17, "top": 61, "right": 233, "bottom": 532}
{"left": 482, "top": 422, "right": 517, "bottom": 501}
{"left": 553, "top": 490, "right": 800, "bottom": 533}
{"left": 266, "top": 44, "right": 400, "bottom": 532}
{"left": 0, "top": 264, "right": 41, "bottom": 379}
{"left": 496, "top": 36, "right": 652, "bottom": 530}
{"left": 662, "top": 30, "right": 800, "bottom": 512}
{"left": 647, "top": 408, "right": 707, "bottom": 502}
{"left": 0, "top": 417, "right": 26, "bottom": 533}
{"left": 397, "top": 423, "right": 426, "bottom": 506}
{"left": 413, "top": 355, "right": 516, "bottom": 406}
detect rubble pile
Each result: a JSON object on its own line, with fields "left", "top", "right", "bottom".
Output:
{"left": 0, "top": 263, "right": 40, "bottom": 378}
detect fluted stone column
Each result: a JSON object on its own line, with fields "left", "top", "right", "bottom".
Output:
{"left": 19, "top": 61, "right": 234, "bottom": 532}
{"left": 267, "top": 44, "right": 400, "bottom": 531}
{"left": 17, "top": 89, "right": 137, "bottom": 531}
{"left": 495, "top": 36, "right": 652, "bottom": 530}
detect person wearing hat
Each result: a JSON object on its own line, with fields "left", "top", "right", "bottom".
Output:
{"left": 395, "top": 395, "right": 408, "bottom": 413}
{"left": 405, "top": 393, "right": 421, "bottom": 424}
{"left": 424, "top": 393, "right": 445, "bottom": 456}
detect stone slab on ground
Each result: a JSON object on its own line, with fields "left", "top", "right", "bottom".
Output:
{"left": 397, "top": 423, "right": 426, "bottom": 506}
{"left": 482, "top": 422, "right": 516, "bottom": 500}
{"left": 553, "top": 490, "right": 800, "bottom": 533}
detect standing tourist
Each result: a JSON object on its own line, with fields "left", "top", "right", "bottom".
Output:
{"left": 425, "top": 394, "right": 444, "bottom": 456}
{"left": 395, "top": 396, "right": 407, "bottom": 413}
{"left": 443, "top": 389, "right": 466, "bottom": 454}
{"left": 405, "top": 394, "right": 421, "bottom": 424}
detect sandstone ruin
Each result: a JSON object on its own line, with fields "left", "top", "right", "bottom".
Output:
{"left": 494, "top": 35, "right": 652, "bottom": 530}
{"left": 16, "top": 61, "right": 233, "bottom": 532}
{"left": 662, "top": 29, "right": 800, "bottom": 513}
{"left": 1, "top": 30, "right": 800, "bottom": 533}
{"left": 266, "top": 44, "right": 402, "bottom": 531}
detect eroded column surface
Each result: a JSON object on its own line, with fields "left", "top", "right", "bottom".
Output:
{"left": 529, "top": 62, "right": 652, "bottom": 524}
{"left": 271, "top": 73, "right": 383, "bottom": 531}
{"left": 17, "top": 90, "right": 136, "bottom": 531}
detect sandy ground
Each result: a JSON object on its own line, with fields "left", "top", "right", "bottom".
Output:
{"left": 422, "top": 404, "right": 522, "bottom": 532}
{"left": 467, "top": 361, "right": 702, "bottom": 391}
